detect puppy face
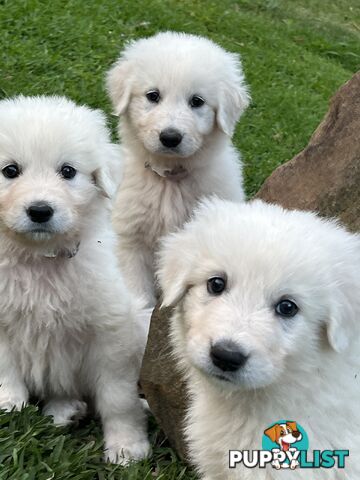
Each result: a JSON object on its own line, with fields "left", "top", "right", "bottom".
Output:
{"left": 157, "top": 199, "right": 360, "bottom": 391}
{"left": 126, "top": 82, "right": 216, "bottom": 158}
{"left": 264, "top": 422, "right": 302, "bottom": 449}
{"left": 107, "top": 32, "right": 250, "bottom": 158}
{"left": 0, "top": 96, "right": 120, "bottom": 248}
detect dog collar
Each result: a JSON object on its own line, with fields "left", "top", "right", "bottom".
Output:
{"left": 145, "top": 162, "right": 188, "bottom": 182}
{"left": 43, "top": 241, "right": 80, "bottom": 259}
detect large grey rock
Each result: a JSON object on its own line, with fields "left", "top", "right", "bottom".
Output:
{"left": 140, "top": 71, "right": 360, "bottom": 459}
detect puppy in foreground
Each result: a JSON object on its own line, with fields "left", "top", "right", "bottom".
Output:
{"left": 107, "top": 31, "right": 250, "bottom": 307}
{"left": 157, "top": 198, "right": 360, "bottom": 479}
{"left": 0, "top": 96, "right": 150, "bottom": 464}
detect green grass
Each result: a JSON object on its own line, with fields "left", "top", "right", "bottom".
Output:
{"left": 0, "top": 406, "right": 195, "bottom": 480}
{"left": 0, "top": 0, "right": 359, "bottom": 478}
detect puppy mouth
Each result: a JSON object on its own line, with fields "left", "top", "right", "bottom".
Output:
{"left": 152, "top": 142, "right": 195, "bottom": 158}
{"left": 201, "top": 363, "right": 268, "bottom": 390}
{"left": 157, "top": 146, "right": 185, "bottom": 157}
{"left": 200, "top": 365, "right": 235, "bottom": 384}
{"left": 11, "top": 225, "right": 60, "bottom": 242}
{"left": 280, "top": 441, "right": 291, "bottom": 451}
{"left": 11, "top": 219, "right": 65, "bottom": 239}
{"left": 207, "top": 371, "right": 244, "bottom": 391}
{"left": 23, "top": 230, "right": 56, "bottom": 241}
{"left": 26, "top": 227, "right": 52, "bottom": 233}
{"left": 213, "top": 373, "right": 231, "bottom": 383}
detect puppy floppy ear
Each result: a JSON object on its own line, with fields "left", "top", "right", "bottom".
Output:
{"left": 326, "top": 298, "right": 355, "bottom": 354}
{"left": 93, "top": 143, "right": 123, "bottom": 199}
{"left": 326, "top": 241, "right": 360, "bottom": 353}
{"left": 106, "top": 57, "right": 133, "bottom": 116}
{"left": 286, "top": 421, "right": 298, "bottom": 432}
{"left": 264, "top": 425, "right": 279, "bottom": 443}
{"left": 217, "top": 53, "right": 250, "bottom": 137}
{"left": 156, "top": 232, "right": 194, "bottom": 308}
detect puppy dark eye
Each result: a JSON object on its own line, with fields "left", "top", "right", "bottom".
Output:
{"left": 190, "top": 95, "right": 205, "bottom": 108}
{"left": 2, "top": 164, "right": 21, "bottom": 179}
{"left": 146, "top": 90, "right": 160, "bottom": 103}
{"left": 60, "top": 164, "right": 77, "bottom": 180}
{"left": 207, "top": 276, "right": 226, "bottom": 295}
{"left": 275, "top": 299, "right": 299, "bottom": 318}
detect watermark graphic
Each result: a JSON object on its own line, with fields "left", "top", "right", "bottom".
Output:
{"left": 229, "top": 420, "right": 349, "bottom": 470}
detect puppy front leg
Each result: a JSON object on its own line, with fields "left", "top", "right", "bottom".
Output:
{"left": 0, "top": 331, "right": 28, "bottom": 411}
{"left": 271, "top": 449, "right": 282, "bottom": 469}
{"left": 288, "top": 448, "right": 300, "bottom": 469}
{"left": 118, "top": 244, "right": 156, "bottom": 308}
{"left": 95, "top": 371, "right": 150, "bottom": 465}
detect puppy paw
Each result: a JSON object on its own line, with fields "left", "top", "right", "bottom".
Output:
{"left": 0, "top": 393, "right": 27, "bottom": 412}
{"left": 271, "top": 460, "right": 281, "bottom": 470}
{"left": 104, "top": 436, "right": 151, "bottom": 465}
{"left": 43, "top": 399, "right": 87, "bottom": 426}
{"left": 290, "top": 459, "right": 300, "bottom": 469}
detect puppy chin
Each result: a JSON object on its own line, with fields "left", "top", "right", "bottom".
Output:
{"left": 11, "top": 228, "right": 81, "bottom": 259}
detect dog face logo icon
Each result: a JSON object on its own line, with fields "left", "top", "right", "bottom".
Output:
{"left": 264, "top": 421, "right": 303, "bottom": 452}
{"left": 262, "top": 420, "right": 307, "bottom": 470}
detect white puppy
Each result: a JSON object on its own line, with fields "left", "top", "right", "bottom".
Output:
{"left": 107, "top": 32, "right": 250, "bottom": 307}
{"left": 0, "top": 96, "right": 150, "bottom": 464}
{"left": 157, "top": 198, "right": 360, "bottom": 479}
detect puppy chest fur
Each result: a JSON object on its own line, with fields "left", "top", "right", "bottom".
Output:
{"left": 115, "top": 168, "right": 199, "bottom": 247}
{"left": 0, "top": 258, "right": 92, "bottom": 398}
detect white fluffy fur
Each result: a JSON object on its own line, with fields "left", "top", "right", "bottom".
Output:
{"left": 157, "top": 198, "right": 360, "bottom": 479}
{"left": 0, "top": 96, "right": 150, "bottom": 464}
{"left": 107, "top": 31, "right": 249, "bottom": 308}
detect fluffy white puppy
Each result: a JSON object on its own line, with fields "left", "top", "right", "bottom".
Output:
{"left": 107, "top": 31, "right": 250, "bottom": 307}
{"left": 0, "top": 96, "right": 150, "bottom": 464}
{"left": 157, "top": 198, "right": 360, "bottom": 479}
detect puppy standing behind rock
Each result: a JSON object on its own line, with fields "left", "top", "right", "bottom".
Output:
{"left": 0, "top": 96, "right": 150, "bottom": 464}
{"left": 107, "top": 31, "right": 250, "bottom": 309}
{"left": 157, "top": 198, "right": 360, "bottom": 479}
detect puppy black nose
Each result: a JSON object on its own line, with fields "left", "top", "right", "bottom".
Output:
{"left": 210, "top": 342, "right": 248, "bottom": 372}
{"left": 27, "top": 203, "right": 54, "bottom": 223}
{"left": 159, "top": 128, "right": 183, "bottom": 148}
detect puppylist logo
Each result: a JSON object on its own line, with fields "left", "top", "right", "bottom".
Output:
{"left": 229, "top": 420, "right": 349, "bottom": 471}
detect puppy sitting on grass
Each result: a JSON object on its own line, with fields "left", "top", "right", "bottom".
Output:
{"left": 157, "top": 198, "right": 360, "bottom": 479}
{"left": 0, "top": 96, "right": 150, "bottom": 464}
{"left": 107, "top": 31, "right": 250, "bottom": 308}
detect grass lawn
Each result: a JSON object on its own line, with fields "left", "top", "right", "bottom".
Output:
{"left": 0, "top": 0, "right": 359, "bottom": 478}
